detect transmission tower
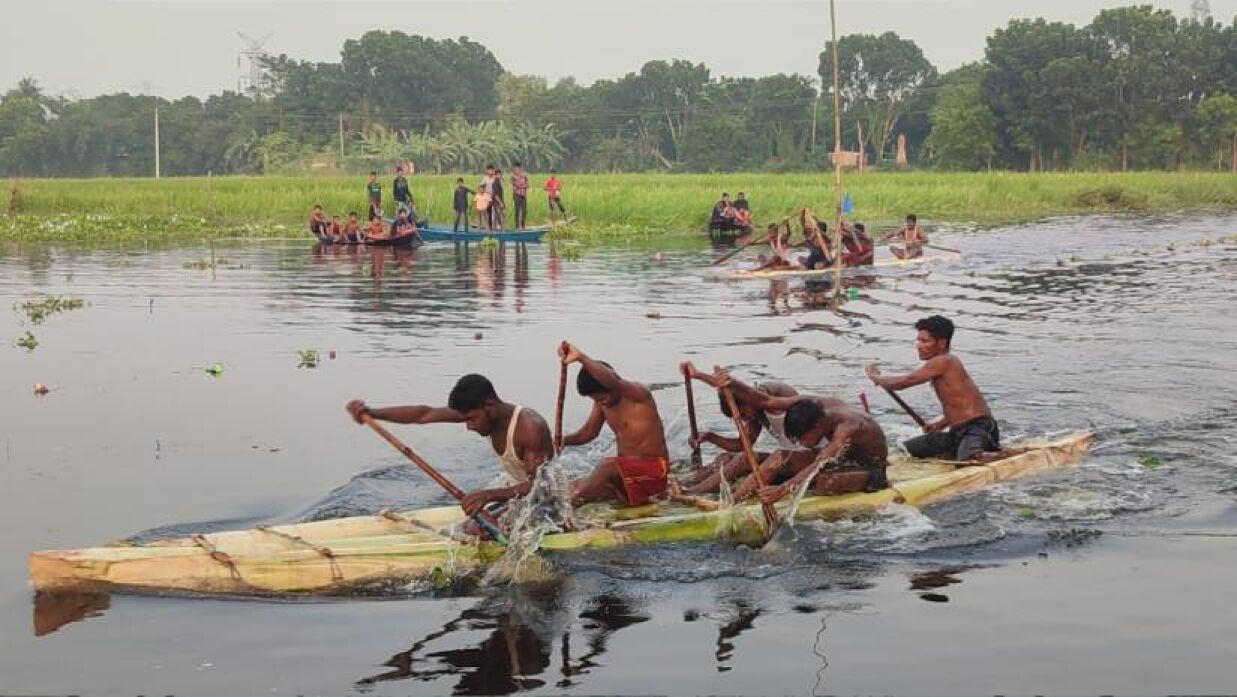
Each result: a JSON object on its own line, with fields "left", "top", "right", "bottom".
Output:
{"left": 1190, "top": 0, "right": 1212, "bottom": 22}
{"left": 236, "top": 31, "right": 273, "bottom": 97}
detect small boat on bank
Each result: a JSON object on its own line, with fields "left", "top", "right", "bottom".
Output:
{"left": 418, "top": 225, "right": 551, "bottom": 244}
{"left": 29, "top": 433, "right": 1093, "bottom": 597}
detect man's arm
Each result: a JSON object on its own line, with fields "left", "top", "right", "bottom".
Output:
{"left": 865, "top": 357, "right": 947, "bottom": 392}
{"left": 561, "top": 342, "right": 646, "bottom": 402}
{"left": 345, "top": 399, "right": 464, "bottom": 425}
{"left": 758, "top": 421, "right": 856, "bottom": 504}
{"left": 562, "top": 401, "right": 606, "bottom": 447}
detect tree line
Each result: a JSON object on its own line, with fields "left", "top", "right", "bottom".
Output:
{"left": 2, "top": 5, "right": 1235, "bottom": 177}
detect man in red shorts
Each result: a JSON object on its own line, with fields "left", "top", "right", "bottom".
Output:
{"left": 559, "top": 341, "right": 670, "bottom": 506}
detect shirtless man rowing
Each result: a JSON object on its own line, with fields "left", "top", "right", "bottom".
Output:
{"left": 559, "top": 342, "right": 670, "bottom": 506}
{"left": 865, "top": 315, "right": 1006, "bottom": 463}
{"left": 882, "top": 213, "right": 928, "bottom": 260}
{"left": 678, "top": 362, "right": 817, "bottom": 495}
{"left": 346, "top": 374, "right": 553, "bottom": 516}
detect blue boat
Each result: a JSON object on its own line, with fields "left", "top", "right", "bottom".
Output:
{"left": 417, "top": 225, "right": 551, "bottom": 243}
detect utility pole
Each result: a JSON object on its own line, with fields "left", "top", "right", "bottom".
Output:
{"left": 338, "top": 113, "right": 345, "bottom": 160}
{"left": 829, "top": 0, "right": 844, "bottom": 300}
{"left": 154, "top": 107, "right": 161, "bottom": 179}
{"left": 811, "top": 90, "right": 819, "bottom": 153}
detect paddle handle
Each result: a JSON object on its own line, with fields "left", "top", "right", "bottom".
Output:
{"left": 926, "top": 244, "right": 961, "bottom": 255}
{"left": 882, "top": 387, "right": 928, "bottom": 429}
{"left": 721, "top": 387, "right": 779, "bottom": 528}
{"left": 683, "top": 366, "right": 700, "bottom": 453}
{"left": 712, "top": 234, "right": 769, "bottom": 266}
{"left": 554, "top": 362, "right": 568, "bottom": 452}
{"left": 360, "top": 413, "right": 507, "bottom": 543}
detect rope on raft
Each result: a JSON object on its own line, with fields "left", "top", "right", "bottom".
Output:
{"left": 191, "top": 534, "right": 242, "bottom": 581}
{"left": 256, "top": 525, "right": 343, "bottom": 581}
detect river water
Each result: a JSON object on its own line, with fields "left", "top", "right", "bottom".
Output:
{"left": 1, "top": 215, "right": 1235, "bottom": 695}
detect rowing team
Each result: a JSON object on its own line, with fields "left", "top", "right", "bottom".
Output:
{"left": 309, "top": 205, "right": 423, "bottom": 244}
{"left": 345, "top": 315, "right": 1009, "bottom": 527}
{"left": 752, "top": 211, "right": 930, "bottom": 272}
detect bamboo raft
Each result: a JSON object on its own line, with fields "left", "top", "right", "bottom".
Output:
{"left": 716, "top": 253, "right": 953, "bottom": 280}
{"left": 29, "top": 432, "right": 1093, "bottom": 597}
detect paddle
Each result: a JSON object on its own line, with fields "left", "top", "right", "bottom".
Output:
{"left": 712, "top": 233, "right": 769, "bottom": 266}
{"left": 926, "top": 244, "right": 962, "bottom": 255}
{"left": 554, "top": 362, "right": 568, "bottom": 453}
{"left": 359, "top": 413, "right": 508, "bottom": 544}
{"left": 682, "top": 364, "right": 702, "bottom": 467}
{"left": 720, "top": 386, "right": 779, "bottom": 530}
{"left": 880, "top": 387, "right": 928, "bottom": 430}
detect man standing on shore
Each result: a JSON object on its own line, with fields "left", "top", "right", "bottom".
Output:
{"left": 393, "top": 166, "right": 413, "bottom": 218}
{"left": 511, "top": 163, "right": 530, "bottom": 230}
{"left": 545, "top": 169, "right": 567, "bottom": 220}
{"left": 366, "top": 171, "right": 383, "bottom": 220}
{"left": 453, "top": 178, "right": 474, "bottom": 232}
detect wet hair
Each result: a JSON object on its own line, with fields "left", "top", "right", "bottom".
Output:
{"left": 915, "top": 315, "right": 955, "bottom": 347}
{"left": 784, "top": 399, "right": 826, "bottom": 441}
{"left": 576, "top": 360, "right": 615, "bottom": 397}
{"left": 906, "top": 213, "right": 918, "bottom": 223}
{"left": 448, "top": 374, "right": 499, "bottom": 412}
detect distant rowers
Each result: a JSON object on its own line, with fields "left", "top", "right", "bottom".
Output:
{"left": 308, "top": 205, "right": 328, "bottom": 238}
{"left": 882, "top": 213, "right": 927, "bottom": 259}
{"left": 346, "top": 374, "right": 554, "bottom": 516}
{"left": 342, "top": 213, "right": 362, "bottom": 243}
{"left": 865, "top": 315, "right": 1006, "bottom": 464}
{"left": 559, "top": 341, "right": 670, "bottom": 506}
{"left": 841, "top": 221, "right": 875, "bottom": 266}
{"left": 678, "top": 362, "right": 817, "bottom": 496}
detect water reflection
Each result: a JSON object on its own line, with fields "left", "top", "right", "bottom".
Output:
{"left": 356, "top": 583, "right": 650, "bottom": 694}
{"left": 32, "top": 590, "right": 110, "bottom": 637}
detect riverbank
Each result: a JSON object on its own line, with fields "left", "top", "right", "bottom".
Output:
{"left": 4, "top": 171, "right": 1236, "bottom": 242}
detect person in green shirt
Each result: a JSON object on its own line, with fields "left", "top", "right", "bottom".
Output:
{"left": 366, "top": 171, "right": 383, "bottom": 220}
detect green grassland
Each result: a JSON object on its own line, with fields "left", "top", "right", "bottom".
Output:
{"left": 3, "top": 171, "right": 1236, "bottom": 243}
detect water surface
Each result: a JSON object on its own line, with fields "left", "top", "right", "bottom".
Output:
{"left": 2, "top": 215, "right": 1235, "bottom": 694}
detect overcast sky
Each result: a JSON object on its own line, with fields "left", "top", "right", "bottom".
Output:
{"left": 3, "top": 0, "right": 1233, "bottom": 99}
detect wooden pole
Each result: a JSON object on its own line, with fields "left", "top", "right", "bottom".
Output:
{"left": 721, "top": 387, "right": 779, "bottom": 529}
{"left": 360, "top": 413, "right": 506, "bottom": 543}
{"left": 554, "top": 363, "right": 567, "bottom": 453}
{"left": 154, "top": 107, "right": 161, "bottom": 180}
{"left": 829, "top": 0, "right": 844, "bottom": 300}
{"left": 880, "top": 387, "right": 928, "bottom": 429}
{"left": 683, "top": 365, "right": 700, "bottom": 454}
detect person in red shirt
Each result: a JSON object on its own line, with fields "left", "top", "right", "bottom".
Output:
{"left": 544, "top": 169, "right": 567, "bottom": 220}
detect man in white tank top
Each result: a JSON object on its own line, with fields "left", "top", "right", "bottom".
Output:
{"left": 346, "top": 374, "right": 553, "bottom": 517}
{"left": 680, "top": 362, "right": 820, "bottom": 496}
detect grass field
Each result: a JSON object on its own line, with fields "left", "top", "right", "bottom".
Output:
{"left": 4, "top": 171, "right": 1236, "bottom": 242}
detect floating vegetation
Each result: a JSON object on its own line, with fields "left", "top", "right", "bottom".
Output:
{"left": 15, "top": 295, "right": 87, "bottom": 325}
{"left": 204, "top": 363, "right": 224, "bottom": 377}
{"left": 297, "top": 349, "right": 320, "bottom": 368}
{"left": 1137, "top": 454, "right": 1164, "bottom": 470}
{"left": 1016, "top": 507, "right": 1036, "bottom": 519}
{"left": 16, "top": 331, "right": 39, "bottom": 351}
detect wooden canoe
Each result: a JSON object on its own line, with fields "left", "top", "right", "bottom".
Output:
{"left": 29, "top": 432, "right": 1093, "bottom": 596}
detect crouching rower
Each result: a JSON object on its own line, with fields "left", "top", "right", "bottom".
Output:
{"left": 679, "top": 362, "right": 816, "bottom": 495}
{"left": 866, "top": 314, "right": 1006, "bottom": 463}
{"left": 559, "top": 341, "right": 670, "bottom": 506}
{"left": 712, "top": 374, "right": 889, "bottom": 505}
{"left": 345, "top": 374, "right": 553, "bottom": 516}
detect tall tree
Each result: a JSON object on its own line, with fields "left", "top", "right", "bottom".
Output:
{"left": 819, "top": 32, "right": 936, "bottom": 166}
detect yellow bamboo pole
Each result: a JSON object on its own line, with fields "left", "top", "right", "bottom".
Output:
{"left": 829, "top": 0, "right": 845, "bottom": 299}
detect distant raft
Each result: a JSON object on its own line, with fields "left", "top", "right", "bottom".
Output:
{"left": 714, "top": 253, "right": 955, "bottom": 280}
{"left": 29, "top": 433, "right": 1093, "bottom": 597}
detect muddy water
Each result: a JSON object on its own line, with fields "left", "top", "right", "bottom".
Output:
{"left": 1, "top": 215, "right": 1235, "bottom": 694}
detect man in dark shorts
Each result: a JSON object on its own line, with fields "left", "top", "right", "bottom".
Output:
{"left": 490, "top": 168, "right": 507, "bottom": 230}
{"left": 453, "top": 178, "right": 474, "bottom": 232}
{"left": 866, "top": 315, "right": 1005, "bottom": 463}
{"left": 366, "top": 171, "right": 383, "bottom": 220}
{"left": 392, "top": 166, "right": 414, "bottom": 218}
{"left": 511, "top": 163, "right": 530, "bottom": 230}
